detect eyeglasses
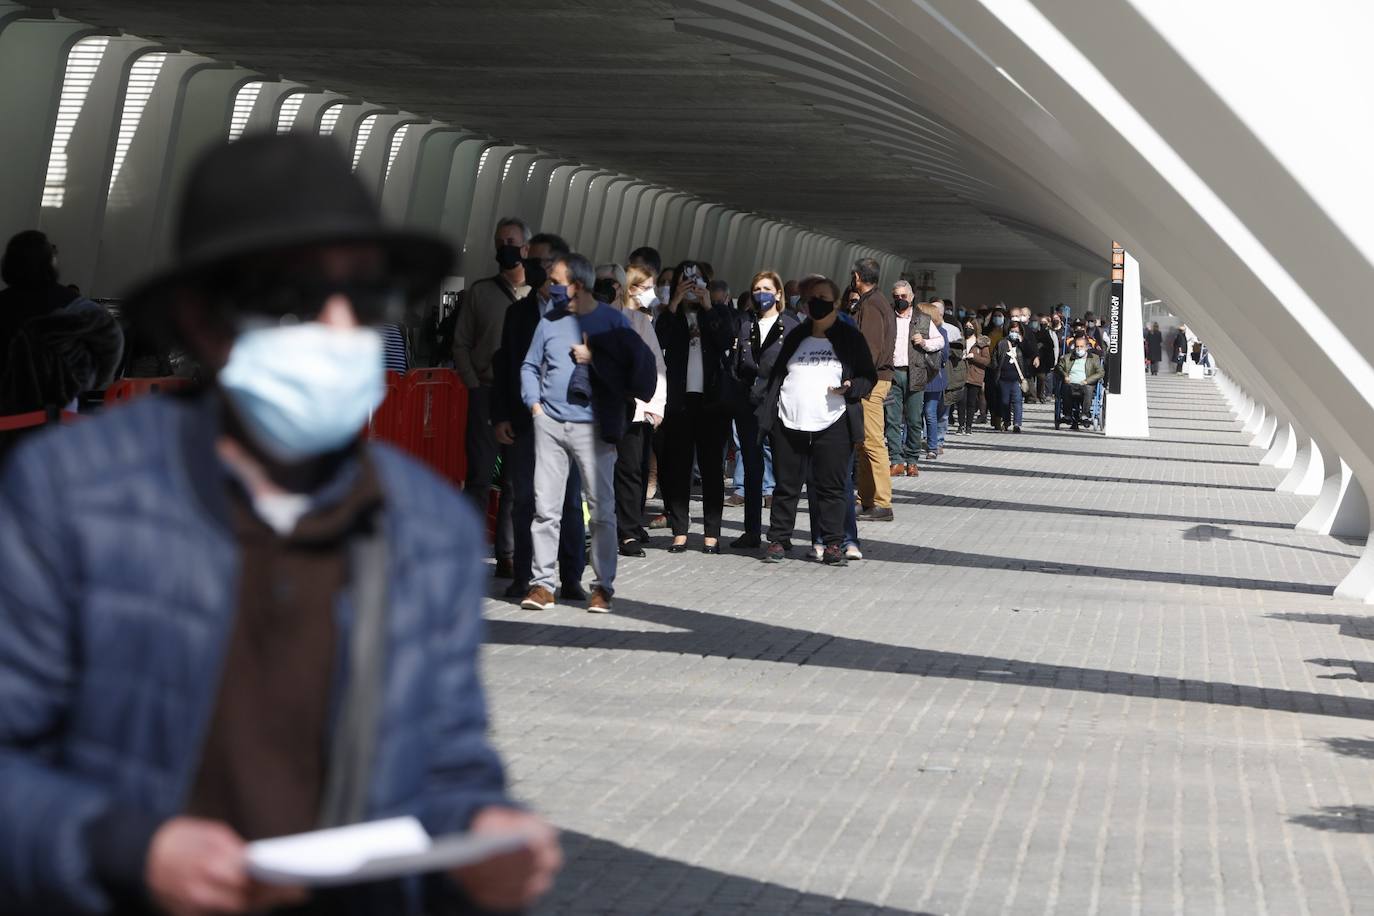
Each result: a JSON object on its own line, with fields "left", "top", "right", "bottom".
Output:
{"left": 220, "top": 272, "right": 406, "bottom": 326}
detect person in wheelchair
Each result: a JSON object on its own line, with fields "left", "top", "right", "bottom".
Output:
{"left": 1057, "top": 334, "right": 1104, "bottom": 430}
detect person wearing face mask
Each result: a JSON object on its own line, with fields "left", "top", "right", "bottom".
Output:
{"left": 756, "top": 278, "right": 877, "bottom": 566}
{"left": 911, "top": 302, "right": 951, "bottom": 459}
{"left": 520, "top": 254, "right": 652, "bottom": 613}
{"left": 884, "top": 281, "right": 924, "bottom": 477}
{"left": 1028, "top": 313, "right": 1055, "bottom": 403}
{"left": 654, "top": 267, "right": 676, "bottom": 315}
{"left": 960, "top": 323, "right": 992, "bottom": 434}
{"left": 992, "top": 320, "right": 1034, "bottom": 432}
{"left": 0, "top": 136, "right": 562, "bottom": 916}
{"left": 726, "top": 269, "right": 798, "bottom": 547}
{"left": 1057, "top": 334, "right": 1105, "bottom": 429}
{"left": 490, "top": 233, "right": 589, "bottom": 601}
{"left": 453, "top": 218, "right": 531, "bottom": 530}
{"left": 654, "top": 260, "right": 734, "bottom": 554}
{"left": 983, "top": 307, "right": 1009, "bottom": 427}
{"left": 849, "top": 258, "right": 896, "bottom": 523}
{"left": 610, "top": 265, "right": 667, "bottom": 558}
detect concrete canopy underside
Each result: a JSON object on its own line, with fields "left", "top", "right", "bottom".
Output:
{"left": 25, "top": 0, "right": 1072, "bottom": 270}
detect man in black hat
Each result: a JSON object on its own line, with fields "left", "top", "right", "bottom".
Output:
{"left": 0, "top": 134, "right": 560, "bottom": 914}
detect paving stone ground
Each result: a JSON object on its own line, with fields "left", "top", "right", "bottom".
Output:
{"left": 480, "top": 375, "right": 1374, "bottom": 915}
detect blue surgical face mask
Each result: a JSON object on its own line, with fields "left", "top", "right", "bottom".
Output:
{"left": 992, "top": 315, "right": 1005, "bottom": 327}
{"left": 787, "top": 294, "right": 801, "bottom": 308}
{"left": 753, "top": 290, "right": 777, "bottom": 309}
{"left": 220, "top": 322, "right": 384, "bottom": 463}
{"left": 1030, "top": 321, "right": 1041, "bottom": 330}
{"left": 547, "top": 284, "right": 571, "bottom": 308}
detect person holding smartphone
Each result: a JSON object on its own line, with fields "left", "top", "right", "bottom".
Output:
{"left": 654, "top": 260, "right": 733, "bottom": 554}
{"left": 755, "top": 277, "right": 877, "bottom": 566}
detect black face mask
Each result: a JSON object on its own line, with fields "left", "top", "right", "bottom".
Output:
{"left": 521, "top": 258, "right": 547, "bottom": 290}
{"left": 807, "top": 296, "right": 836, "bottom": 321}
{"left": 495, "top": 244, "right": 523, "bottom": 270}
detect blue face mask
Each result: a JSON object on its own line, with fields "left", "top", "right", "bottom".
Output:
{"left": 787, "top": 295, "right": 801, "bottom": 308}
{"left": 752, "top": 291, "right": 777, "bottom": 309}
{"left": 219, "top": 322, "right": 384, "bottom": 463}
{"left": 992, "top": 315, "right": 1005, "bottom": 327}
{"left": 547, "top": 284, "right": 571, "bottom": 308}
{"left": 1030, "top": 321, "right": 1041, "bottom": 330}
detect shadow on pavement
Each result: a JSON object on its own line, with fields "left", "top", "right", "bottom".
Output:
{"left": 952, "top": 440, "right": 1262, "bottom": 467}
{"left": 487, "top": 598, "right": 1374, "bottom": 721}
{"left": 1324, "top": 737, "right": 1374, "bottom": 759}
{"left": 924, "top": 461, "right": 1276, "bottom": 492}
{"left": 536, "top": 830, "right": 931, "bottom": 916}
{"left": 1266, "top": 612, "right": 1374, "bottom": 641}
{"left": 1290, "top": 806, "right": 1374, "bottom": 834}
{"left": 887, "top": 489, "right": 1297, "bottom": 532}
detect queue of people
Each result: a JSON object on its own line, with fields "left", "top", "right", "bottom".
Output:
{"left": 447, "top": 225, "right": 1125, "bottom": 583}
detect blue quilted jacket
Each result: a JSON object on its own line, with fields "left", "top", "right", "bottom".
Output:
{"left": 0, "top": 393, "right": 510, "bottom": 914}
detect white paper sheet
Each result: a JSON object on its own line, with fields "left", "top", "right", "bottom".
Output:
{"left": 246, "top": 816, "right": 528, "bottom": 887}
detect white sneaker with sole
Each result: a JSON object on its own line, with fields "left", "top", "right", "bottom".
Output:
{"left": 845, "top": 544, "right": 863, "bottom": 561}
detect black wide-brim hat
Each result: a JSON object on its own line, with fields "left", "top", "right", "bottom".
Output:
{"left": 123, "top": 133, "right": 454, "bottom": 318}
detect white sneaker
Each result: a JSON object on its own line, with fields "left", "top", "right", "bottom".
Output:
{"left": 810, "top": 545, "right": 824, "bottom": 561}
{"left": 845, "top": 544, "right": 863, "bottom": 561}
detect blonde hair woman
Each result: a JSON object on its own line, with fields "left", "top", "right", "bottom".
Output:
{"left": 605, "top": 262, "right": 667, "bottom": 557}
{"left": 624, "top": 264, "right": 657, "bottom": 313}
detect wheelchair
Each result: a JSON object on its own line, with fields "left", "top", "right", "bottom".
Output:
{"left": 1054, "top": 373, "right": 1104, "bottom": 431}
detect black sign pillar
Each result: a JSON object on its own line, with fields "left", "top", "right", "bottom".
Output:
{"left": 1106, "top": 243, "right": 1124, "bottom": 395}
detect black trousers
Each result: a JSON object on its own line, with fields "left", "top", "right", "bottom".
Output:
{"left": 768, "top": 416, "right": 850, "bottom": 548}
{"left": 984, "top": 373, "right": 1001, "bottom": 424}
{"left": 1065, "top": 383, "right": 1093, "bottom": 425}
{"left": 960, "top": 383, "right": 980, "bottom": 431}
{"left": 661, "top": 394, "right": 727, "bottom": 538}
{"left": 463, "top": 386, "right": 498, "bottom": 510}
{"left": 734, "top": 406, "right": 767, "bottom": 537}
{"left": 614, "top": 421, "right": 653, "bottom": 543}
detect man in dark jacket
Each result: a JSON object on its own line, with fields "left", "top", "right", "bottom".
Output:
{"left": 0, "top": 136, "right": 560, "bottom": 915}
{"left": 1146, "top": 322, "right": 1164, "bottom": 375}
{"left": 490, "top": 232, "right": 587, "bottom": 601}
{"left": 849, "top": 257, "right": 896, "bottom": 522}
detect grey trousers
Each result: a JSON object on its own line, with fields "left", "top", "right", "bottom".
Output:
{"left": 532, "top": 412, "right": 618, "bottom": 595}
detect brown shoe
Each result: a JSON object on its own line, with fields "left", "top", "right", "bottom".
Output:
{"left": 905, "top": 464, "right": 920, "bottom": 477}
{"left": 889, "top": 464, "right": 906, "bottom": 477}
{"left": 520, "top": 586, "right": 556, "bottom": 611}
{"left": 588, "top": 587, "right": 612, "bottom": 614}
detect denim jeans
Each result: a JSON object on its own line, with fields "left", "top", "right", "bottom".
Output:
{"left": 923, "top": 392, "right": 946, "bottom": 453}
{"left": 998, "top": 380, "right": 1025, "bottom": 427}
{"left": 883, "top": 367, "right": 924, "bottom": 464}
{"left": 732, "top": 419, "right": 774, "bottom": 494}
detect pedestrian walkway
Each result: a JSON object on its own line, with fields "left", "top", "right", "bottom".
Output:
{"left": 482, "top": 374, "right": 1374, "bottom": 915}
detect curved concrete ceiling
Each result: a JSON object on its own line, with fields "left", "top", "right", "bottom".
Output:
{"left": 28, "top": 0, "right": 1075, "bottom": 270}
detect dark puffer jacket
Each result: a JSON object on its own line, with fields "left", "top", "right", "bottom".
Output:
{"left": 0, "top": 393, "right": 509, "bottom": 914}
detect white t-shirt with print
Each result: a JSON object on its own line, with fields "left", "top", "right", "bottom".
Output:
{"left": 779, "top": 336, "right": 846, "bottom": 432}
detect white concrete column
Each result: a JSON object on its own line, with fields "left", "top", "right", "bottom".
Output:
{"left": 1260, "top": 422, "right": 1297, "bottom": 469}
{"left": 1298, "top": 440, "right": 1368, "bottom": 536}
{"left": 1242, "top": 402, "right": 1267, "bottom": 435}
{"left": 1249, "top": 411, "right": 1278, "bottom": 449}
{"left": 1278, "top": 432, "right": 1325, "bottom": 495}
